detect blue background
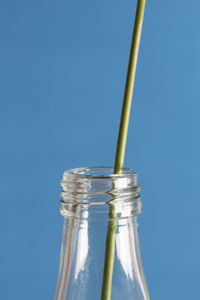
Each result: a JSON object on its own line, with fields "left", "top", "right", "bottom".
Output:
{"left": 0, "top": 0, "right": 199, "bottom": 299}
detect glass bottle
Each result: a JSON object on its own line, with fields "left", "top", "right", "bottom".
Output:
{"left": 54, "top": 167, "right": 150, "bottom": 300}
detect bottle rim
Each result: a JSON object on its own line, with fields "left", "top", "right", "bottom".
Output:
{"left": 62, "top": 166, "right": 137, "bottom": 180}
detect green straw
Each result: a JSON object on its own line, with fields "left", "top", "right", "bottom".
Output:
{"left": 101, "top": 1, "right": 146, "bottom": 299}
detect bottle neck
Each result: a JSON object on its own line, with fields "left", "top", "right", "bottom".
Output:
{"left": 54, "top": 209, "right": 150, "bottom": 300}
{"left": 54, "top": 167, "right": 150, "bottom": 300}
{"left": 60, "top": 166, "right": 142, "bottom": 220}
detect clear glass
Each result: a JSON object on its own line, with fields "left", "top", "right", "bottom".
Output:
{"left": 54, "top": 167, "right": 150, "bottom": 300}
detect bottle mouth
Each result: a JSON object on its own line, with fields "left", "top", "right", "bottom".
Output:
{"left": 62, "top": 166, "right": 137, "bottom": 179}
{"left": 60, "top": 166, "right": 141, "bottom": 219}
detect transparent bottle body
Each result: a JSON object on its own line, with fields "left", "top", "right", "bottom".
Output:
{"left": 54, "top": 167, "right": 150, "bottom": 300}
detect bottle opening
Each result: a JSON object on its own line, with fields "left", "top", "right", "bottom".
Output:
{"left": 63, "top": 166, "right": 137, "bottom": 178}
